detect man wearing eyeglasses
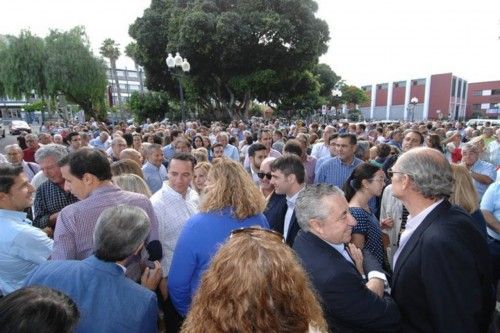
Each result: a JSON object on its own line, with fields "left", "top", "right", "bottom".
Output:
{"left": 390, "top": 147, "right": 493, "bottom": 332}
{"left": 380, "top": 130, "right": 424, "bottom": 265}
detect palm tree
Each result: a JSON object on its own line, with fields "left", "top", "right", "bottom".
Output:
{"left": 100, "top": 38, "right": 122, "bottom": 113}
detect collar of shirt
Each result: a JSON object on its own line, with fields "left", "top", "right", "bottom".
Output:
{"left": 326, "top": 241, "right": 354, "bottom": 264}
{"left": 286, "top": 187, "right": 303, "bottom": 207}
{"left": 116, "top": 263, "right": 127, "bottom": 273}
{"left": 145, "top": 161, "right": 162, "bottom": 170}
{"left": 404, "top": 199, "right": 444, "bottom": 236}
{"left": 163, "top": 182, "right": 194, "bottom": 200}
{"left": 338, "top": 156, "right": 358, "bottom": 167}
{"left": 88, "top": 184, "right": 120, "bottom": 198}
{"left": 0, "top": 209, "right": 28, "bottom": 222}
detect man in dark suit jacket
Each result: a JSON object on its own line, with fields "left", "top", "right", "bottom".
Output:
{"left": 293, "top": 184, "right": 401, "bottom": 332}
{"left": 390, "top": 147, "right": 494, "bottom": 333}
{"left": 268, "top": 155, "right": 305, "bottom": 246}
{"left": 25, "top": 205, "right": 163, "bottom": 333}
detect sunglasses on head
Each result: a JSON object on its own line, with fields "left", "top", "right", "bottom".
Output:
{"left": 257, "top": 172, "right": 272, "bottom": 180}
{"left": 230, "top": 227, "right": 284, "bottom": 243}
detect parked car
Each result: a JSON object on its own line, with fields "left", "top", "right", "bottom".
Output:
{"left": 9, "top": 120, "right": 31, "bottom": 135}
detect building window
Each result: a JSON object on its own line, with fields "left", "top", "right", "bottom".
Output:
{"left": 128, "top": 71, "right": 138, "bottom": 78}
{"left": 412, "top": 79, "right": 425, "bottom": 86}
{"left": 473, "top": 90, "right": 482, "bottom": 96}
{"left": 472, "top": 104, "right": 481, "bottom": 111}
{"left": 116, "top": 70, "right": 125, "bottom": 77}
{"left": 451, "top": 77, "right": 457, "bottom": 97}
{"left": 491, "top": 89, "right": 500, "bottom": 95}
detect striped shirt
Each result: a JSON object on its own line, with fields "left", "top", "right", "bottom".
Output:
{"left": 315, "top": 156, "right": 363, "bottom": 188}
{"left": 52, "top": 184, "right": 161, "bottom": 261}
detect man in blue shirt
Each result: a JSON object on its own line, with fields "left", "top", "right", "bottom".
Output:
{"left": 216, "top": 131, "right": 239, "bottom": 161}
{"left": 461, "top": 143, "right": 496, "bottom": 199}
{"left": 315, "top": 133, "right": 363, "bottom": 188}
{"left": 0, "top": 164, "right": 53, "bottom": 296}
{"left": 142, "top": 143, "right": 168, "bottom": 194}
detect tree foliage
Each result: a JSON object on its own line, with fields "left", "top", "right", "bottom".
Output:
{"left": 45, "top": 27, "right": 108, "bottom": 119}
{"left": 0, "top": 27, "right": 108, "bottom": 120}
{"left": 128, "top": 0, "right": 330, "bottom": 120}
{"left": 127, "top": 91, "right": 170, "bottom": 122}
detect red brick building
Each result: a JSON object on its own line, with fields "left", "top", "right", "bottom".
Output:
{"left": 359, "top": 73, "right": 468, "bottom": 121}
{"left": 466, "top": 81, "right": 500, "bottom": 119}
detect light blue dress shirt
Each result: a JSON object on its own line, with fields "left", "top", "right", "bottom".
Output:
{"left": 0, "top": 209, "right": 53, "bottom": 295}
{"left": 471, "top": 160, "right": 496, "bottom": 199}
{"left": 481, "top": 182, "right": 500, "bottom": 241}
{"left": 142, "top": 161, "right": 167, "bottom": 194}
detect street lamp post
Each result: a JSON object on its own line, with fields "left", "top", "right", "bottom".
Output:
{"left": 166, "top": 52, "right": 190, "bottom": 123}
{"left": 332, "top": 89, "right": 343, "bottom": 121}
{"left": 407, "top": 97, "right": 419, "bottom": 122}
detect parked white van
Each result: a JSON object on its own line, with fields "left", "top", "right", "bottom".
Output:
{"left": 466, "top": 118, "right": 500, "bottom": 128}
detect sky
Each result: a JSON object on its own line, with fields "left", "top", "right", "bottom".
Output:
{"left": 1, "top": 0, "right": 499, "bottom": 87}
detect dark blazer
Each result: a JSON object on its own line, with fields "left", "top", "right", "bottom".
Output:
{"left": 293, "top": 231, "right": 401, "bottom": 332}
{"left": 25, "top": 256, "right": 158, "bottom": 333}
{"left": 391, "top": 200, "right": 494, "bottom": 333}
{"left": 264, "top": 192, "right": 300, "bottom": 246}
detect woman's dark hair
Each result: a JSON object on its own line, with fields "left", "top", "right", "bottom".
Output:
{"left": 16, "top": 136, "right": 27, "bottom": 150}
{"left": 245, "top": 135, "right": 253, "bottom": 145}
{"left": 122, "top": 133, "right": 133, "bottom": 147}
{"left": 0, "top": 286, "right": 79, "bottom": 333}
{"left": 377, "top": 143, "right": 391, "bottom": 158}
{"left": 428, "top": 134, "right": 443, "bottom": 152}
{"left": 342, "top": 162, "right": 381, "bottom": 201}
{"left": 192, "top": 135, "right": 204, "bottom": 149}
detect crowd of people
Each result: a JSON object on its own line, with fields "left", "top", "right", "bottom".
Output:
{"left": 0, "top": 116, "right": 499, "bottom": 332}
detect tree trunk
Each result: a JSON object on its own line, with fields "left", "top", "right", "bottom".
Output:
{"left": 111, "top": 59, "right": 123, "bottom": 112}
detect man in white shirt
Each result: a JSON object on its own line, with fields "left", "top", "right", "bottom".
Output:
{"left": 269, "top": 155, "right": 305, "bottom": 246}
{"left": 150, "top": 153, "right": 199, "bottom": 293}
{"left": 311, "top": 125, "right": 336, "bottom": 159}
{"left": 389, "top": 147, "right": 493, "bottom": 332}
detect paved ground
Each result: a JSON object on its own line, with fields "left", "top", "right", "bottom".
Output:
{"left": 0, "top": 124, "right": 38, "bottom": 154}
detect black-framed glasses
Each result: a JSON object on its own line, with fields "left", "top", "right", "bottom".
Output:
{"left": 230, "top": 227, "right": 284, "bottom": 243}
{"left": 387, "top": 168, "right": 412, "bottom": 178}
{"left": 257, "top": 172, "right": 272, "bottom": 180}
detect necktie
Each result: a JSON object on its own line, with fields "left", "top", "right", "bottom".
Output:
{"left": 397, "top": 205, "right": 409, "bottom": 246}
{"left": 343, "top": 244, "right": 355, "bottom": 265}
{"left": 284, "top": 199, "right": 295, "bottom": 239}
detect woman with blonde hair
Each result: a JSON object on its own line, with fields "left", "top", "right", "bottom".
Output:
{"left": 191, "top": 147, "right": 209, "bottom": 163}
{"left": 181, "top": 227, "right": 328, "bottom": 333}
{"left": 110, "top": 159, "right": 144, "bottom": 179}
{"left": 112, "top": 173, "right": 152, "bottom": 198}
{"left": 192, "top": 161, "right": 211, "bottom": 194}
{"left": 450, "top": 164, "right": 487, "bottom": 238}
{"left": 168, "top": 158, "right": 269, "bottom": 324}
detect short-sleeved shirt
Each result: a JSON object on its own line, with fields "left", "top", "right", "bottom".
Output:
{"left": 0, "top": 209, "right": 53, "bottom": 295}
{"left": 349, "top": 207, "right": 384, "bottom": 266}
{"left": 142, "top": 161, "right": 167, "bottom": 194}
{"left": 315, "top": 156, "right": 363, "bottom": 188}
{"left": 33, "top": 180, "right": 78, "bottom": 229}
{"left": 471, "top": 160, "right": 497, "bottom": 199}
{"left": 481, "top": 182, "right": 500, "bottom": 241}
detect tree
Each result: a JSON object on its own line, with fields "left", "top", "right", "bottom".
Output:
{"left": 341, "top": 85, "right": 370, "bottom": 108}
{"left": 0, "top": 28, "right": 109, "bottom": 121}
{"left": 45, "top": 27, "right": 108, "bottom": 120}
{"left": 127, "top": 91, "right": 170, "bottom": 122}
{"left": 0, "top": 31, "right": 47, "bottom": 99}
{"left": 128, "top": 0, "right": 329, "bottom": 120}
{"left": 100, "top": 38, "right": 123, "bottom": 111}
